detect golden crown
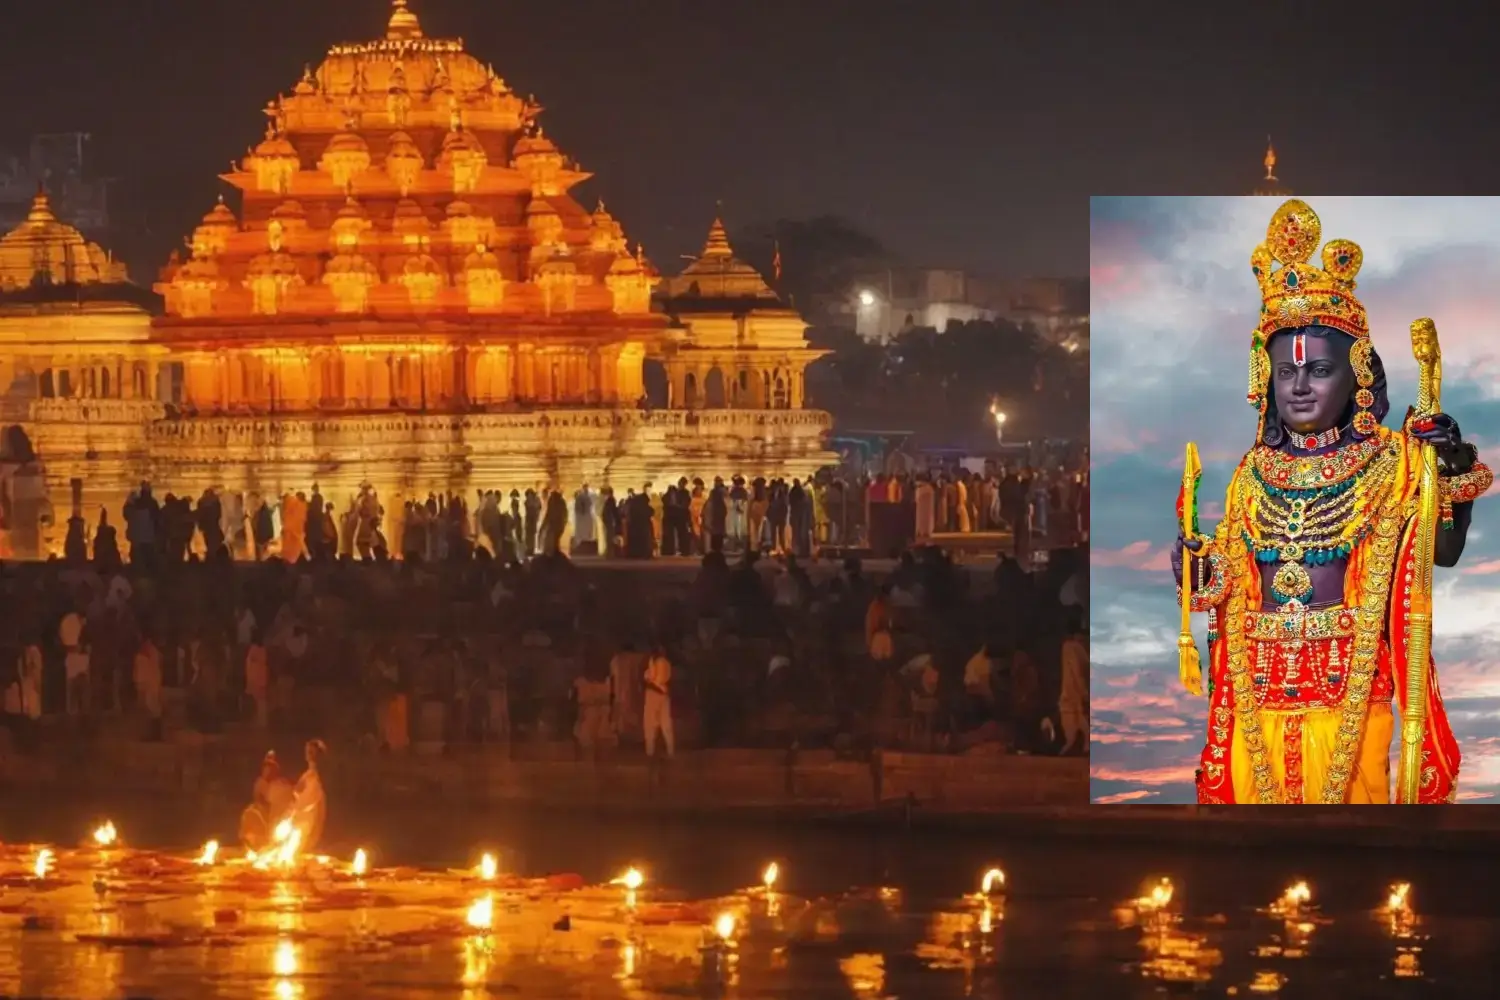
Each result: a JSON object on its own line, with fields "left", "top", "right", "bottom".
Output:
{"left": 1250, "top": 199, "right": 1368, "bottom": 344}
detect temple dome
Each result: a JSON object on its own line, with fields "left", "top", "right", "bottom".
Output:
{"left": 384, "top": 130, "right": 424, "bottom": 194}
{"left": 386, "top": 0, "right": 423, "bottom": 40}
{"left": 319, "top": 126, "right": 372, "bottom": 188}
{"left": 658, "top": 216, "right": 780, "bottom": 302}
{"left": 191, "top": 197, "right": 239, "bottom": 257}
{"left": 0, "top": 190, "right": 129, "bottom": 291}
{"left": 253, "top": 127, "right": 298, "bottom": 162}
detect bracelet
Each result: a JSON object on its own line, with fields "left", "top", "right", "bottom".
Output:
{"left": 1439, "top": 461, "right": 1493, "bottom": 529}
{"left": 1177, "top": 548, "right": 1227, "bottom": 611}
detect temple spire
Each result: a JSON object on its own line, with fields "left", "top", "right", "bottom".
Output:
{"left": 702, "top": 216, "right": 733, "bottom": 258}
{"left": 1263, "top": 136, "right": 1278, "bottom": 182}
{"left": 387, "top": 0, "right": 423, "bottom": 40}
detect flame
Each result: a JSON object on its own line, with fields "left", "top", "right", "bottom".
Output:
{"left": 1283, "top": 880, "right": 1311, "bottom": 908}
{"left": 352, "top": 849, "right": 368, "bottom": 876}
{"left": 1388, "top": 882, "right": 1411, "bottom": 911}
{"left": 763, "top": 862, "right": 779, "bottom": 890}
{"left": 714, "top": 912, "right": 736, "bottom": 941}
{"left": 197, "top": 840, "right": 219, "bottom": 865}
{"left": 275, "top": 829, "right": 302, "bottom": 868}
{"left": 979, "top": 902, "right": 995, "bottom": 934}
{"left": 93, "top": 821, "right": 118, "bottom": 847}
{"left": 273, "top": 819, "right": 293, "bottom": 842}
{"left": 273, "top": 939, "right": 298, "bottom": 977}
{"left": 980, "top": 868, "right": 1005, "bottom": 895}
{"left": 1137, "top": 877, "right": 1174, "bottom": 911}
{"left": 479, "top": 853, "right": 497, "bottom": 880}
{"left": 613, "top": 868, "right": 644, "bottom": 890}
{"left": 467, "top": 894, "right": 494, "bottom": 930}
{"left": 33, "top": 848, "right": 54, "bottom": 879}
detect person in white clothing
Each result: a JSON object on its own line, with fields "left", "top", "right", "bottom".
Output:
{"left": 643, "top": 645, "right": 674, "bottom": 758}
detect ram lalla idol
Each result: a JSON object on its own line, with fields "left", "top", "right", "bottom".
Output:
{"left": 1172, "top": 199, "right": 1493, "bottom": 805}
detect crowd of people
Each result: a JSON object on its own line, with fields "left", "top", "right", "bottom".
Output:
{"left": 60, "top": 463, "right": 1087, "bottom": 568}
{"left": 0, "top": 513, "right": 1089, "bottom": 770}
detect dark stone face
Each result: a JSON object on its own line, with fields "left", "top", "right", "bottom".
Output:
{"left": 1268, "top": 330, "right": 1355, "bottom": 435}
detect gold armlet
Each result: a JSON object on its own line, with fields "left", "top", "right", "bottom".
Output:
{"left": 1439, "top": 461, "right": 1493, "bottom": 529}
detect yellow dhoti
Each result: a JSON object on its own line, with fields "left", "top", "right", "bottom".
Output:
{"left": 1221, "top": 609, "right": 1396, "bottom": 804}
{"left": 1231, "top": 702, "right": 1393, "bottom": 804}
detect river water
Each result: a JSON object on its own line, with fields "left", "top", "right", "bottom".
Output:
{"left": 0, "top": 797, "right": 1491, "bottom": 998}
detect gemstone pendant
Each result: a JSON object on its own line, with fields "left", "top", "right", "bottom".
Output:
{"left": 1271, "top": 561, "right": 1314, "bottom": 605}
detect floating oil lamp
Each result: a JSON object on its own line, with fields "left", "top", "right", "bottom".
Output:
{"left": 1384, "top": 881, "right": 1416, "bottom": 938}
{"left": 1276, "top": 880, "right": 1311, "bottom": 915}
{"left": 762, "top": 862, "right": 779, "bottom": 892}
{"left": 1387, "top": 882, "right": 1412, "bottom": 914}
{"left": 33, "top": 848, "right": 54, "bottom": 879}
{"left": 352, "top": 849, "right": 368, "bottom": 877}
{"left": 196, "top": 840, "right": 219, "bottom": 866}
{"left": 92, "top": 821, "right": 118, "bottom": 847}
{"left": 478, "top": 853, "right": 497, "bottom": 881}
{"left": 467, "top": 893, "right": 494, "bottom": 931}
{"left": 1137, "top": 877, "right": 1175, "bottom": 912}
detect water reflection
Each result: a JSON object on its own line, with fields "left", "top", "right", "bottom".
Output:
{"left": 1381, "top": 880, "right": 1424, "bottom": 979}
{"left": 0, "top": 826, "right": 1486, "bottom": 999}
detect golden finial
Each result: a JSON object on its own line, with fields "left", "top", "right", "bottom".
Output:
{"left": 27, "top": 185, "right": 55, "bottom": 223}
{"left": 387, "top": 0, "right": 423, "bottom": 41}
{"left": 1263, "top": 136, "right": 1277, "bottom": 181}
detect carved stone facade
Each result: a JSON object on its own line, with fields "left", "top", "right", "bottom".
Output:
{"left": 0, "top": 2, "right": 834, "bottom": 556}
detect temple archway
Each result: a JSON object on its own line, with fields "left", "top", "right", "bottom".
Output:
{"left": 642, "top": 358, "right": 668, "bottom": 407}
{"left": 39, "top": 370, "right": 55, "bottom": 398}
{"left": 682, "top": 371, "right": 698, "bottom": 408}
{"left": 704, "top": 367, "right": 727, "bottom": 408}
{"left": 773, "top": 373, "right": 789, "bottom": 409}
{"left": 100, "top": 367, "right": 111, "bottom": 398}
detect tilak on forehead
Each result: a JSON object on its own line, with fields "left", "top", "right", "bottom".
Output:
{"left": 1246, "top": 199, "right": 1379, "bottom": 437}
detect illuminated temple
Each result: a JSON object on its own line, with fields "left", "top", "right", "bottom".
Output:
{"left": 0, "top": 1, "right": 832, "bottom": 556}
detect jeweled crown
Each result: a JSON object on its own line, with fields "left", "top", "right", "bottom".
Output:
{"left": 1250, "top": 199, "right": 1368, "bottom": 343}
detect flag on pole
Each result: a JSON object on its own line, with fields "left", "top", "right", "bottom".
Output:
{"left": 772, "top": 240, "right": 782, "bottom": 283}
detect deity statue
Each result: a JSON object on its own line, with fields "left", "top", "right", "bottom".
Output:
{"left": 1172, "top": 199, "right": 1493, "bottom": 805}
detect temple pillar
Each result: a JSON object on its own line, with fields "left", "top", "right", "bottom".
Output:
{"left": 792, "top": 366, "right": 806, "bottom": 408}
{"left": 517, "top": 344, "right": 536, "bottom": 401}
{"left": 616, "top": 344, "right": 645, "bottom": 404}
{"left": 368, "top": 354, "right": 391, "bottom": 408}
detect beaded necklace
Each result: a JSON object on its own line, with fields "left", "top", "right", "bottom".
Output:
{"left": 1244, "top": 437, "right": 1397, "bottom": 605}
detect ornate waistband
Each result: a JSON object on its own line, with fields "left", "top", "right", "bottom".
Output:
{"left": 1243, "top": 606, "right": 1356, "bottom": 641}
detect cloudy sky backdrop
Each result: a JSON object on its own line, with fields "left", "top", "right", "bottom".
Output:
{"left": 1090, "top": 197, "right": 1500, "bottom": 804}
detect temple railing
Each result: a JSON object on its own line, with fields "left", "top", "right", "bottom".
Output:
{"left": 29, "top": 398, "right": 167, "bottom": 424}
{"left": 146, "top": 407, "right": 834, "bottom": 447}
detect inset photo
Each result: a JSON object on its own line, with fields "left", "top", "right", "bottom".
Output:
{"left": 1091, "top": 197, "right": 1499, "bottom": 805}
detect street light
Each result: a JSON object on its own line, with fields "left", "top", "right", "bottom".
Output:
{"left": 858, "top": 289, "right": 876, "bottom": 308}
{"left": 990, "top": 404, "right": 1007, "bottom": 444}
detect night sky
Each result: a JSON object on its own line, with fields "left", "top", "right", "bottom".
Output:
{"left": 2, "top": 2, "right": 1496, "bottom": 285}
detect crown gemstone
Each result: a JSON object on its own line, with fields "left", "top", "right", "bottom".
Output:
{"left": 1337, "top": 254, "right": 1350, "bottom": 265}
{"left": 1285, "top": 270, "right": 1299, "bottom": 288}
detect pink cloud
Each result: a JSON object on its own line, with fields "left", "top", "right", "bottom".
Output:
{"left": 1091, "top": 540, "right": 1172, "bottom": 573}
{"left": 1459, "top": 558, "right": 1500, "bottom": 576}
{"left": 1089, "top": 763, "right": 1198, "bottom": 785}
{"left": 1093, "top": 693, "right": 1186, "bottom": 712}
{"left": 1091, "top": 732, "right": 1195, "bottom": 745}
{"left": 1094, "top": 790, "right": 1157, "bottom": 804}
